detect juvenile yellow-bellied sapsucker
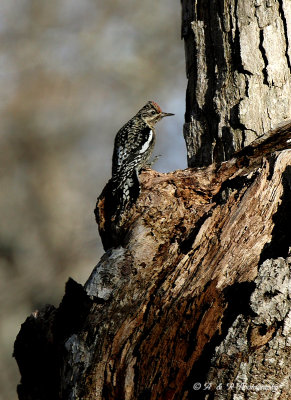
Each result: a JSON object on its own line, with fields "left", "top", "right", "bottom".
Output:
{"left": 111, "top": 101, "right": 174, "bottom": 217}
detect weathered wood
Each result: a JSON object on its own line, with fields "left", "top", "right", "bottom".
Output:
{"left": 182, "top": 0, "right": 291, "bottom": 167}
{"left": 14, "top": 123, "right": 291, "bottom": 398}
{"left": 96, "top": 120, "right": 291, "bottom": 250}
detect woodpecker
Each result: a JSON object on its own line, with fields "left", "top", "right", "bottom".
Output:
{"left": 110, "top": 101, "right": 174, "bottom": 217}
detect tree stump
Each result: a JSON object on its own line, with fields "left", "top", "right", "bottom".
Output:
{"left": 14, "top": 124, "right": 291, "bottom": 399}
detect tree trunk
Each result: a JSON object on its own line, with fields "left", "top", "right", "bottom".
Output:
{"left": 182, "top": 0, "right": 291, "bottom": 167}
{"left": 14, "top": 2, "right": 291, "bottom": 400}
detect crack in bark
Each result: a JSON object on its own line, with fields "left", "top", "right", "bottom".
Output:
{"left": 259, "top": 165, "right": 291, "bottom": 263}
{"left": 259, "top": 28, "right": 269, "bottom": 85}
{"left": 212, "top": 172, "right": 257, "bottom": 205}
{"left": 278, "top": 0, "right": 291, "bottom": 74}
{"left": 179, "top": 210, "right": 213, "bottom": 254}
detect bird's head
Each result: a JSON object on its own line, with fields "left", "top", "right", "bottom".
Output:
{"left": 138, "top": 101, "right": 174, "bottom": 127}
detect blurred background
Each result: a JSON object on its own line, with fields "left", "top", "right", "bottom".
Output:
{"left": 0, "top": 1, "right": 186, "bottom": 398}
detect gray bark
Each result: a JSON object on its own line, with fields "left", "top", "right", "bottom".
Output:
{"left": 205, "top": 258, "right": 291, "bottom": 399}
{"left": 182, "top": 0, "right": 291, "bottom": 167}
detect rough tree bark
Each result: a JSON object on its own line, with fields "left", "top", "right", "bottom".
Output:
{"left": 14, "top": 1, "right": 291, "bottom": 400}
{"left": 182, "top": 0, "right": 291, "bottom": 167}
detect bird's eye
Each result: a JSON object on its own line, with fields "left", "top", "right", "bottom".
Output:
{"left": 151, "top": 110, "right": 156, "bottom": 115}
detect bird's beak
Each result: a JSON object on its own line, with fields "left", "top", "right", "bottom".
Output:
{"left": 161, "top": 112, "right": 175, "bottom": 117}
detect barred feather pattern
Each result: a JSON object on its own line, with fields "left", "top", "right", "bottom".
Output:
{"left": 111, "top": 127, "right": 155, "bottom": 214}
{"left": 111, "top": 115, "right": 156, "bottom": 217}
{"left": 109, "top": 101, "right": 171, "bottom": 221}
{"left": 112, "top": 119, "right": 155, "bottom": 177}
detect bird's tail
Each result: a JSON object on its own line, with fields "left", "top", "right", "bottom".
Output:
{"left": 106, "top": 167, "right": 141, "bottom": 225}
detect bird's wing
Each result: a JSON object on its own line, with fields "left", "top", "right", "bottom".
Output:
{"left": 112, "top": 125, "right": 154, "bottom": 176}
